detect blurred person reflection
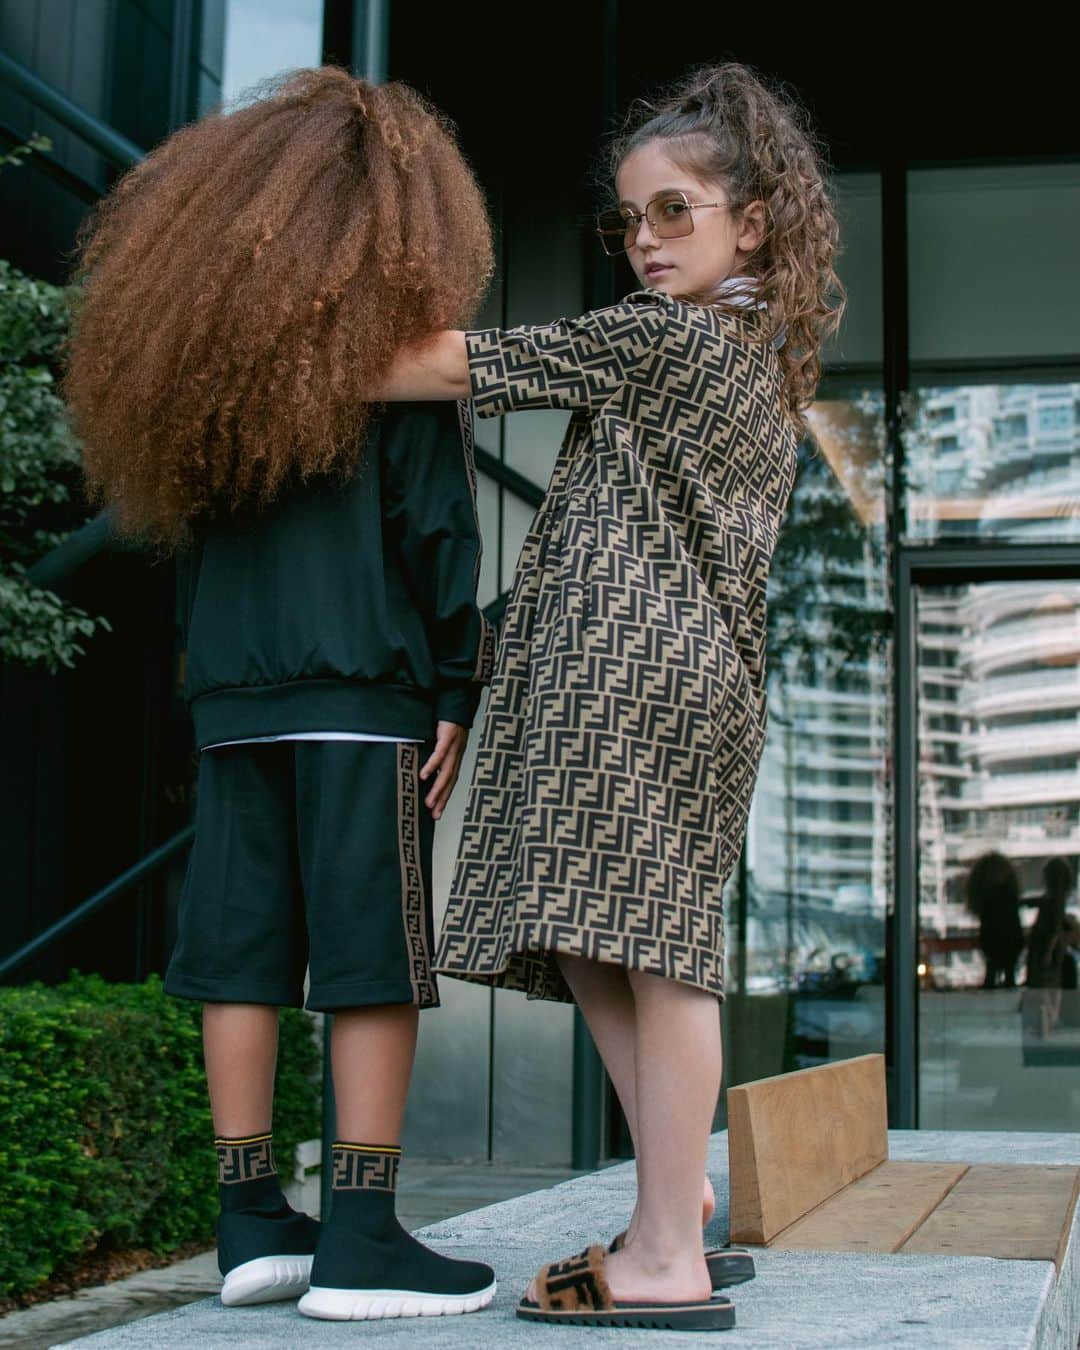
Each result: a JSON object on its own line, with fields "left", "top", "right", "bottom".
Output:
{"left": 1060, "top": 913, "right": 1079, "bottom": 1028}
{"left": 1023, "top": 859, "right": 1072, "bottom": 1038}
{"left": 965, "top": 851, "right": 1023, "bottom": 989}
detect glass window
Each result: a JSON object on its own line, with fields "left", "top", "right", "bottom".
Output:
{"left": 220, "top": 0, "right": 323, "bottom": 105}
{"left": 917, "top": 581, "right": 1080, "bottom": 1131}
{"left": 822, "top": 174, "right": 883, "bottom": 370}
{"left": 908, "top": 164, "right": 1080, "bottom": 364}
{"left": 905, "top": 164, "right": 1080, "bottom": 541}
{"left": 904, "top": 380, "right": 1080, "bottom": 543}
{"left": 724, "top": 388, "right": 890, "bottom": 1087}
{"left": 1039, "top": 405, "right": 1072, "bottom": 433}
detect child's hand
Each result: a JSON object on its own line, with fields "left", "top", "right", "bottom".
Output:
{"left": 420, "top": 721, "right": 469, "bottom": 820}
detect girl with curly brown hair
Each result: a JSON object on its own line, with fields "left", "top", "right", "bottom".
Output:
{"left": 65, "top": 67, "right": 498, "bottom": 1321}
{"left": 376, "top": 62, "right": 845, "bottom": 1330}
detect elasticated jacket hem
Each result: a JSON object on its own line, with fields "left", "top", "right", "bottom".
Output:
{"left": 190, "top": 679, "right": 435, "bottom": 752}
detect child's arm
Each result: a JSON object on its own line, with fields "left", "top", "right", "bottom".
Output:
{"left": 377, "top": 332, "right": 470, "bottom": 401}
{"left": 376, "top": 293, "right": 671, "bottom": 411}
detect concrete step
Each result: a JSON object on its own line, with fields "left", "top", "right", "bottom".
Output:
{"left": 63, "top": 1131, "right": 1080, "bottom": 1349}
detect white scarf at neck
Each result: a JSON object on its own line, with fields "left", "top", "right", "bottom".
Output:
{"left": 713, "top": 274, "right": 766, "bottom": 308}
{"left": 711, "top": 274, "right": 786, "bottom": 350}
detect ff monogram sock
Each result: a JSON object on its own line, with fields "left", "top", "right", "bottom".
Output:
{"left": 310, "top": 1143, "right": 492, "bottom": 1296}
{"left": 214, "top": 1131, "right": 320, "bottom": 1279}
{"left": 215, "top": 1131, "right": 284, "bottom": 1213}
{"left": 332, "top": 1141, "right": 400, "bottom": 1196}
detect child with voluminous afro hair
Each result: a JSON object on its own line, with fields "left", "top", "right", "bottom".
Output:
{"left": 65, "top": 65, "right": 493, "bottom": 548}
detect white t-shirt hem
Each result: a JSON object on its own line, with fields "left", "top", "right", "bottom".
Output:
{"left": 204, "top": 732, "right": 422, "bottom": 750}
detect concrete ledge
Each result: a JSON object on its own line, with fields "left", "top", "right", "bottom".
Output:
{"left": 66, "top": 1131, "right": 1079, "bottom": 1349}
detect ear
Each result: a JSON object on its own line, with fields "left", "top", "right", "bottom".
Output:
{"left": 737, "top": 199, "right": 767, "bottom": 254}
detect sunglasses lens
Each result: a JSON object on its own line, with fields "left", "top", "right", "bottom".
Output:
{"left": 650, "top": 193, "right": 694, "bottom": 238}
{"left": 596, "top": 208, "right": 627, "bottom": 233}
{"left": 596, "top": 208, "right": 630, "bottom": 255}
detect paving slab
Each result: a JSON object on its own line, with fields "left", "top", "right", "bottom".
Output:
{"left": 0, "top": 1251, "right": 222, "bottom": 1350}
{"left": 59, "top": 1131, "right": 1080, "bottom": 1349}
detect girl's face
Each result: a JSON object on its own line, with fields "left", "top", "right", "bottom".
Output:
{"left": 614, "top": 140, "right": 766, "bottom": 298}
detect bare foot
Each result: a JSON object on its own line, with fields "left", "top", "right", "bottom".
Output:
{"left": 603, "top": 1242, "right": 713, "bottom": 1305}
{"left": 525, "top": 1242, "right": 712, "bottom": 1307}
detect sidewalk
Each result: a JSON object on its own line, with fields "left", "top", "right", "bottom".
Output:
{"left": 0, "top": 1162, "right": 580, "bottom": 1350}
{"left": 53, "top": 1130, "right": 1080, "bottom": 1349}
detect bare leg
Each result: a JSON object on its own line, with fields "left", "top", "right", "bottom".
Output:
{"left": 203, "top": 1003, "right": 279, "bottom": 1136}
{"left": 602, "top": 971, "right": 721, "bottom": 1303}
{"left": 557, "top": 955, "right": 640, "bottom": 1137}
{"left": 331, "top": 1004, "right": 419, "bottom": 1143}
{"left": 557, "top": 954, "right": 715, "bottom": 1239}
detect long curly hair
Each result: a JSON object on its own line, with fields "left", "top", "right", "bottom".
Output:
{"left": 609, "top": 63, "right": 845, "bottom": 433}
{"left": 65, "top": 66, "right": 493, "bottom": 548}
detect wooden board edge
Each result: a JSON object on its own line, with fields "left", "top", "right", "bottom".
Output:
{"left": 1054, "top": 1167, "right": 1080, "bottom": 1272}
{"left": 725, "top": 1052, "right": 886, "bottom": 1098}
{"left": 727, "top": 1082, "right": 764, "bottom": 1246}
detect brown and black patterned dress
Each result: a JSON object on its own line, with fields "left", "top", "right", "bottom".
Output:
{"left": 433, "top": 290, "right": 799, "bottom": 1002}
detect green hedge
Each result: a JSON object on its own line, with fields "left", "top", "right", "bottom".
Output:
{"left": 0, "top": 974, "right": 320, "bottom": 1298}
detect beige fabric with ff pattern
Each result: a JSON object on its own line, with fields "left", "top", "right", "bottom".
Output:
{"left": 434, "top": 291, "right": 798, "bottom": 1002}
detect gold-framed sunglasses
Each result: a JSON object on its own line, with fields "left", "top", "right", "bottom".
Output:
{"left": 595, "top": 189, "right": 731, "bottom": 257}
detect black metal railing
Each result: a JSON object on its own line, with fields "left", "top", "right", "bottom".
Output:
{"left": 0, "top": 51, "right": 142, "bottom": 171}
{"left": 0, "top": 827, "right": 195, "bottom": 982}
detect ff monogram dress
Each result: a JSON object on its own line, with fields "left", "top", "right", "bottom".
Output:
{"left": 433, "top": 288, "right": 799, "bottom": 1002}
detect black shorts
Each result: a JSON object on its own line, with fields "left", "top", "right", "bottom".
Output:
{"left": 165, "top": 740, "right": 438, "bottom": 1012}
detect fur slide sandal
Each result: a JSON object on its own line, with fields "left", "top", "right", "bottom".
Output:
{"left": 516, "top": 1244, "right": 736, "bottom": 1331}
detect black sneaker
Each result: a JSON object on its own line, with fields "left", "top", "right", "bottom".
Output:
{"left": 218, "top": 1199, "right": 320, "bottom": 1307}
{"left": 298, "top": 1195, "right": 495, "bottom": 1319}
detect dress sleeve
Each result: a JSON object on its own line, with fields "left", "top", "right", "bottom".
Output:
{"left": 464, "top": 291, "right": 671, "bottom": 418}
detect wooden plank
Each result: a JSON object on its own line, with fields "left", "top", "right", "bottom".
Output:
{"left": 728, "top": 1054, "right": 888, "bottom": 1245}
{"left": 770, "top": 1160, "right": 969, "bottom": 1253}
{"left": 1055, "top": 1168, "right": 1080, "bottom": 1272}
{"left": 901, "top": 1165, "right": 1080, "bottom": 1265}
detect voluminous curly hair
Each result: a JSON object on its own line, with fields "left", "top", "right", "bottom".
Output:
{"left": 64, "top": 66, "right": 493, "bottom": 548}
{"left": 609, "top": 63, "right": 845, "bottom": 434}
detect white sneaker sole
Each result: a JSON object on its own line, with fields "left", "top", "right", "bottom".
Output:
{"left": 220, "top": 1254, "right": 314, "bottom": 1306}
{"left": 297, "top": 1279, "right": 497, "bottom": 1320}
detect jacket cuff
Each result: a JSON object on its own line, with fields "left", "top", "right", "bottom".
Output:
{"left": 435, "top": 685, "right": 482, "bottom": 729}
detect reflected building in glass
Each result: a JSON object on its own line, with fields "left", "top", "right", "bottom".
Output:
{"left": 909, "top": 370, "right": 1080, "bottom": 1127}
{"left": 909, "top": 383, "right": 1080, "bottom": 544}
{"left": 909, "top": 377, "right": 1080, "bottom": 984}
{"left": 918, "top": 580, "right": 1080, "bottom": 968}
{"left": 732, "top": 388, "right": 891, "bottom": 1077}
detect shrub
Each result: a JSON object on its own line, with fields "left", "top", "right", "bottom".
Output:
{"left": 0, "top": 137, "right": 109, "bottom": 671}
{"left": 0, "top": 974, "right": 320, "bottom": 1298}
